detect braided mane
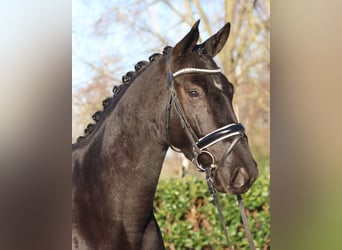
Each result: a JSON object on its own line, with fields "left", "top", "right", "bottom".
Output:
{"left": 73, "top": 46, "right": 173, "bottom": 145}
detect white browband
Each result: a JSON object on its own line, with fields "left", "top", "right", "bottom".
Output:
{"left": 173, "top": 67, "right": 222, "bottom": 78}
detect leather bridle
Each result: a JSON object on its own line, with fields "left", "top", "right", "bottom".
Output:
{"left": 165, "top": 51, "right": 245, "bottom": 172}
{"left": 165, "top": 51, "right": 256, "bottom": 250}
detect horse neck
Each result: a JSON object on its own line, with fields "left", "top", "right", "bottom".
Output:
{"left": 73, "top": 57, "right": 169, "bottom": 221}
{"left": 102, "top": 58, "right": 169, "bottom": 184}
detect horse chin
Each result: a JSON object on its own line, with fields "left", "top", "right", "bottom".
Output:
{"left": 213, "top": 167, "right": 257, "bottom": 194}
{"left": 214, "top": 181, "right": 251, "bottom": 195}
{"left": 214, "top": 183, "right": 233, "bottom": 194}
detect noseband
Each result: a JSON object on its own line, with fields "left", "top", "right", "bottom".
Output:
{"left": 165, "top": 51, "right": 256, "bottom": 250}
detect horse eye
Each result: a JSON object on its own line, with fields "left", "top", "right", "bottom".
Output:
{"left": 187, "top": 90, "right": 199, "bottom": 98}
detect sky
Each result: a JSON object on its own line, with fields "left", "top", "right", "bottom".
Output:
{"left": 72, "top": 0, "right": 223, "bottom": 92}
{"left": 72, "top": 0, "right": 161, "bottom": 90}
{"left": 72, "top": 0, "right": 108, "bottom": 89}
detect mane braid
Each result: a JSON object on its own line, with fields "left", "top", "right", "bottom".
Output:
{"left": 73, "top": 46, "right": 172, "bottom": 146}
{"left": 92, "top": 111, "right": 102, "bottom": 122}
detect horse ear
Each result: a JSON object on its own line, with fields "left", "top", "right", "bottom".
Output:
{"left": 172, "top": 20, "right": 200, "bottom": 58}
{"left": 200, "top": 22, "right": 231, "bottom": 57}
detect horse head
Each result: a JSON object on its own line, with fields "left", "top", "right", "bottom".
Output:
{"left": 167, "top": 21, "right": 258, "bottom": 194}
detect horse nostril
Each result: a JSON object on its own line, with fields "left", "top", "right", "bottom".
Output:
{"left": 231, "top": 168, "right": 249, "bottom": 188}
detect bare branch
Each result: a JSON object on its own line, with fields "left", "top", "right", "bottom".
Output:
{"left": 160, "top": 0, "right": 193, "bottom": 26}
{"left": 193, "top": 0, "right": 213, "bottom": 35}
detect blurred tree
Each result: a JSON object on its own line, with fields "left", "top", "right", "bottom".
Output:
{"left": 72, "top": 56, "right": 121, "bottom": 142}
{"left": 73, "top": 0, "right": 270, "bottom": 160}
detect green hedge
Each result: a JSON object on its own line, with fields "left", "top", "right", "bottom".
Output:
{"left": 154, "top": 174, "right": 270, "bottom": 249}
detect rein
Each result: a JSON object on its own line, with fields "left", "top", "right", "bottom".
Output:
{"left": 165, "top": 52, "right": 256, "bottom": 250}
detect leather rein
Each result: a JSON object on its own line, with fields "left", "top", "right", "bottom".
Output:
{"left": 165, "top": 51, "right": 256, "bottom": 250}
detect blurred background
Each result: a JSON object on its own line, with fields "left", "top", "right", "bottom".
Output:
{"left": 72, "top": 0, "right": 270, "bottom": 178}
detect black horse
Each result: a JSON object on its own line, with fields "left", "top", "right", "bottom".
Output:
{"left": 72, "top": 21, "right": 258, "bottom": 249}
